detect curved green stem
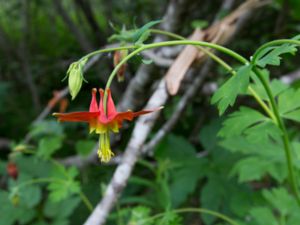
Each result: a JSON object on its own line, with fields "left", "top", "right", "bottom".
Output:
{"left": 80, "top": 45, "right": 137, "bottom": 62}
{"left": 141, "top": 207, "right": 239, "bottom": 225}
{"left": 150, "top": 29, "right": 275, "bottom": 120}
{"left": 17, "top": 177, "right": 63, "bottom": 188}
{"left": 252, "top": 39, "right": 300, "bottom": 63}
{"left": 248, "top": 86, "right": 276, "bottom": 122}
{"left": 150, "top": 28, "right": 185, "bottom": 40}
{"left": 103, "top": 39, "right": 248, "bottom": 110}
{"left": 79, "top": 191, "right": 94, "bottom": 212}
{"left": 253, "top": 67, "right": 300, "bottom": 206}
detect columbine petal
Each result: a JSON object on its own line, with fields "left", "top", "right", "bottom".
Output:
{"left": 89, "top": 88, "right": 98, "bottom": 112}
{"left": 53, "top": 112, "right": 99, "bottom": 122}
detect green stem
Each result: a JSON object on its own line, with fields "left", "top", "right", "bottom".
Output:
{"left": 151, "top": 28, "right": 237, "bottom": 73}
{"left": 253, "top": 67, "right": 300, "bottom": 206}
{"left": 252, "top": 39, "right": 300, "bottom": 63}
{"left": 103, "top": 40, "right": 248, "bottom": 110}
{"left": 248, "top": 86, "right": 276, "bottom": 122}
{"left": 150, "top": 28, "right": 186, "bottom": 40}
{"left": 150, "top": 29, "right": 275, "bottom": 120}
{"left": 80, "top": 45, "right": 137, "bottom": 62}
{"left": 141, "top": 207, "right": 239, "bottom": 225}
{"left": 79, "top": 191, "right": 94, "bottom": 212}
{"left": 17, "top": 177, "right": 63, "bottom": 189}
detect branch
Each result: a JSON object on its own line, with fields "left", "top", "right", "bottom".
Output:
{"left": 142, "top": 60, "right": 213, "bottom": 155}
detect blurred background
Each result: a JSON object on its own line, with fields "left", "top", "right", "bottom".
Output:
{"left": 1, "top": 0, "right": 300, "bottom": 225}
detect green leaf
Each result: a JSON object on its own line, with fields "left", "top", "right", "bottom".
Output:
{"left": 211, "top": 65, "right": 252, "bottom": 115}
{"left": 256, "top": 43, "right": 298, "bottom": 67}
{"left": 0, "top": 191, "right": 36, "bottom": 225}
{"left": 282, "top": 109, "right": 300, "bottom": 122}
{"left": 278, "top": 88, "right": 300, "bottom": 114}
{"left": 221, "top": 135, "right": 282, "bottom": 157}
{"left": 249, "top": 207, "right": 278, "bottom": 225}
{"left": 199, "top": 118, "right": 222, "bottom": 151}
{"left": 155, "top": 210, "right": 182, "bottom": 225}
{"left": 47, "top": 164, "right": 80, "bottom": 202}
{"left": 109, "top": 20, "right": 161, "bottom": 43}
{"left": 154, "top": 134, "right": 208, "bottom": 207}
{"left": 8, "top": 173, "right": 42, "bottom": 208}
{"left": 132, "top": 20, "right": 162, "bottom": 43}
{"left": 29, "top": 120, "right": 64, "bottom": 138}
{"left": 218, "top": 107, "right": 268, "bottom": 138}
{"left": 243, "top": 121, "right": 282, "bottom": 143}
{"left": 262, "top": 188, "right": 296, "bottom": 217}
{"left": 20, "top": 184, "right": 42, "bottom": 208}
{"left": 154, "top": 135, "right": 196, "bottom": 161}
{"left": 200, "top": 176, "right": 224, "bottom": 225}
{"left": 44, "top": 196, "right": 80, "bottom": 219}
{"left": 127, "top": 206, "right": 153, "bottom": 225}
{"left": 191, "top": 19, "right": 208, "bottom": 29}
{"left": 231, "top": 157, "right": 269, "bottom": 182}
{"left": 75, "top": 140, "right": 96, "bottom": 157}
{"left": 278, "top": 87, "right": 300, "bottom": 122}
{"left": 249, "top": 71, "right": 288, "bottom": 101}
{"left": 231, "top": 157, "right": 287, "bottom": 183}
{"left": 170, "top": 158, "right": 207, "bottom": 207}
{"left": 15, "top": 156, "right": 52, "bottom": 178}
{"left": 37, "top": 136, "right": 63, "bottom": 159}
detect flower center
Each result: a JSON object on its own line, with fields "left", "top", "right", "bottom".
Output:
{"left": 98, "top": 131, "right": 114, "bottom": 162}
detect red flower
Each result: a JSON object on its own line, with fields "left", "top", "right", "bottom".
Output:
{"left": 53, "top": 88, "right": 161, "bottom": 162}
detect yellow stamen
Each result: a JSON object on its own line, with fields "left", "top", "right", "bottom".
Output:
{"left": 97, "top": 131, "right": 114, "bottom": 162}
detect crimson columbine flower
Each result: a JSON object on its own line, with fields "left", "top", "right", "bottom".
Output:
{"left": 53, "top": 88, "right": 161, "bottom": 162}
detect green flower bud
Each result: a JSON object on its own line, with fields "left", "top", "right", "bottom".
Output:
{"left": 67, "top": 58, "right": 88, "bottom": 100}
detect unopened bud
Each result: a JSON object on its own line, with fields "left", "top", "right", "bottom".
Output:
{"left": 66, "top": 58, "right": 88, "bottom": 100}
{"left": 113, "top": 50, "right": 128, "bottom": 82}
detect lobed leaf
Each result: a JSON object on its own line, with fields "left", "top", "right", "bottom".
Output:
{"left": 218, "top": 107, "right": 268, "bottom": 138}
{"left": 256, "top": 43, "right": 298, "bottom": 68}
{"left": 47, "top": 164, "right": 80, "bottom": 202}
{"left": 211, "top": 65, "right": 252, "bottom": 115}
{"left": 37, "top": 136, "right": 63, "bottom": 159}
